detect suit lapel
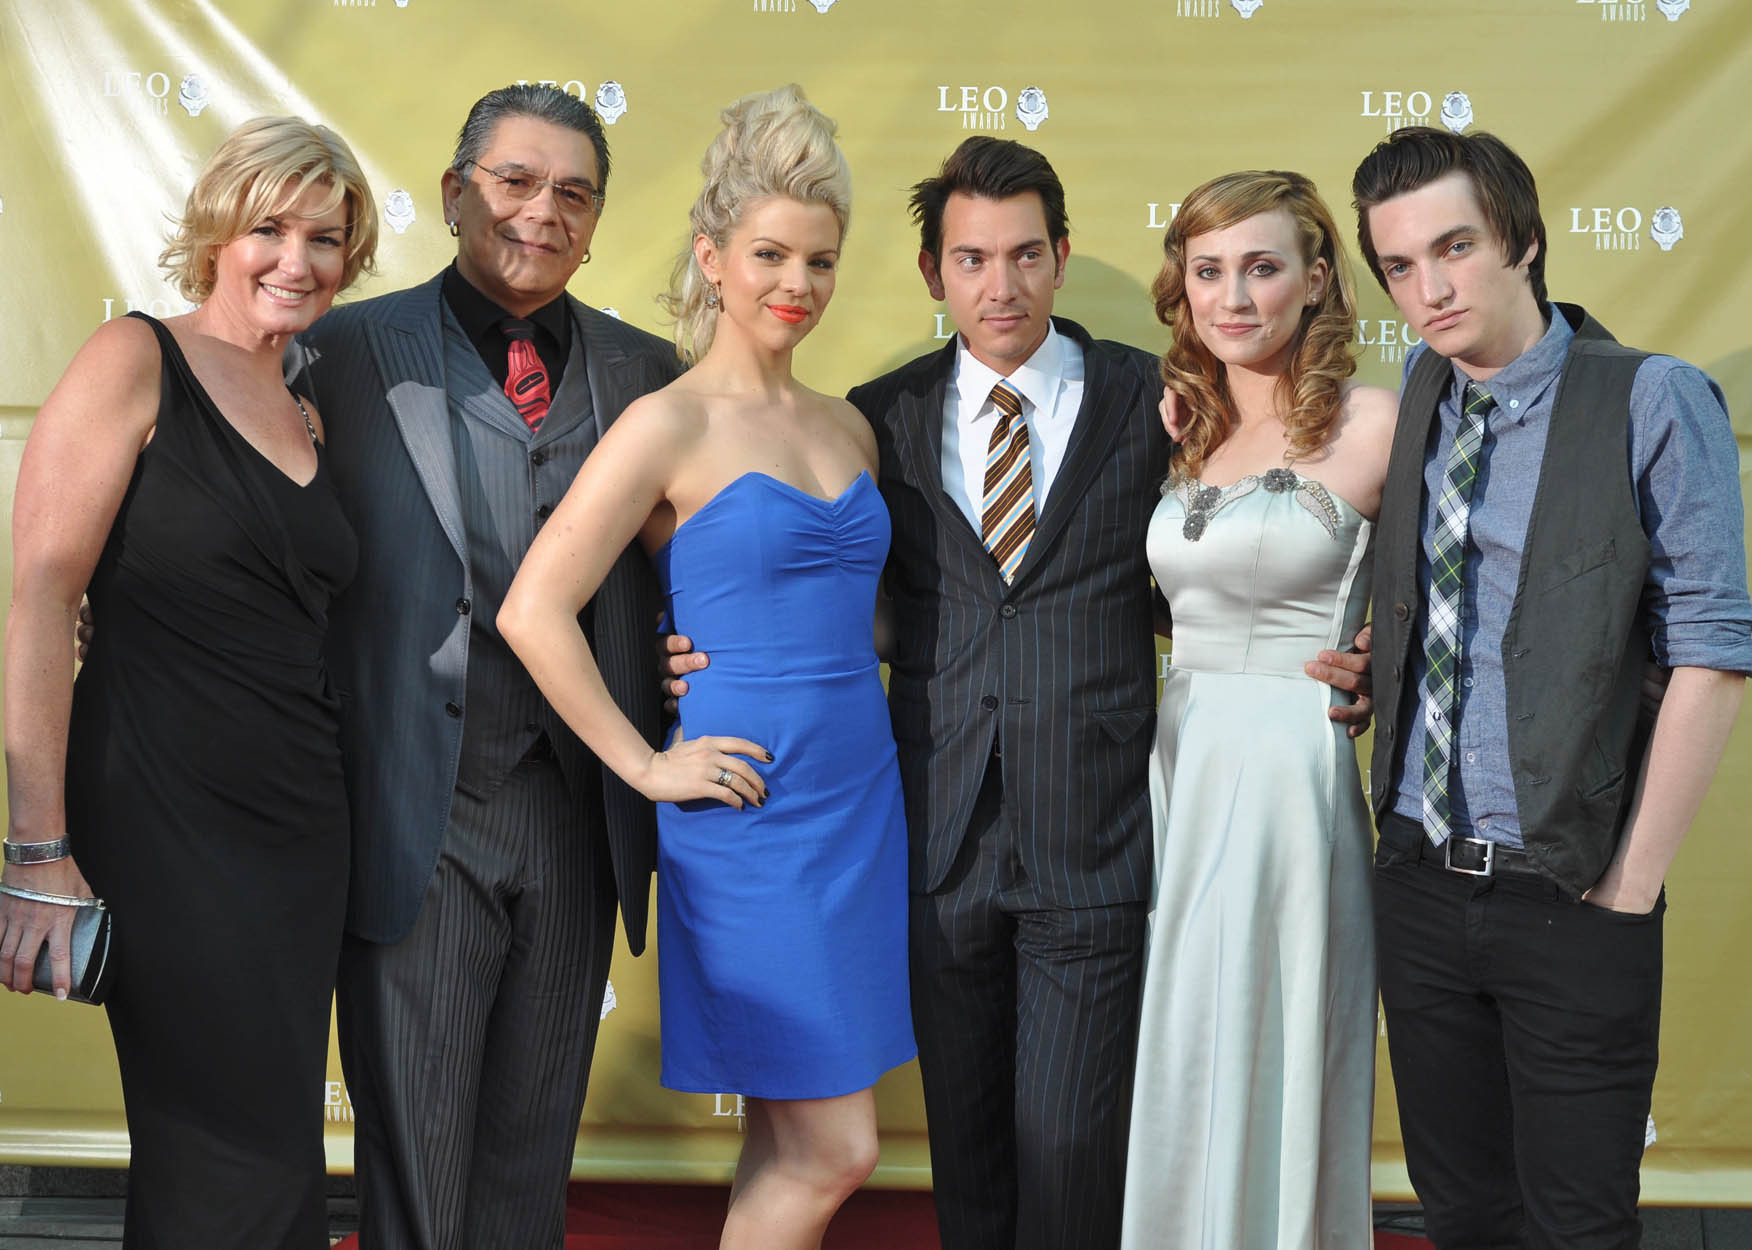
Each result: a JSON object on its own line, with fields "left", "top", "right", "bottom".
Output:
{"left": 369, "top": 274, "right": 467, "bottom": 564}
{"left": 1011, "top": 320, "right": 1143, "bottom": 588}
{"left": 888, "top": 340, "right": 992, "bottom": 565}
{"left": 576, "top": 300, "right": 675, "bottom": 441}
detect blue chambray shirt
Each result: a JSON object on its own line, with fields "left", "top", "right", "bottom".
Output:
{"left": 1392, "top": 307, "right": 1752, "bottom": 848}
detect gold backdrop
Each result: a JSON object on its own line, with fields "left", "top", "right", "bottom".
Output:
{"left": 2, "top": 0, "right": 1749, "bottom": 1204}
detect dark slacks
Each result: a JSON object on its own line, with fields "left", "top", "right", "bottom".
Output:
{"left": 1374, "top": 813, "right": 1663, "bottom": 1250}
{"left": 911, "top": 760, "right": 1147, "bottom": 1250}
{"left": 337, "top": 757, "right": 617, "bottom": 1250}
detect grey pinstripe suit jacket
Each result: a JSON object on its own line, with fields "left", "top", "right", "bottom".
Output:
{"left": 287, "top": 273, "right": 681, "bottom": 950}
{"left": 849, "top": 318, "right": 1170, "bottom": 907}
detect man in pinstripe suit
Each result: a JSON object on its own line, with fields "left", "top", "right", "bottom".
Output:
{"left": 840, "top": 137, "right": 1168, "bottom": 1250}
{"left": 287, "top": 86, "right": 679, "bottom": 1250}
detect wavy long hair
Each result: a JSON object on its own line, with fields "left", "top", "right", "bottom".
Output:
{"left": 1152, "top": 170, "right": 1358, "bottom": 482}
{"left": 661, "top": 84, "right": 851, "bottom": 365}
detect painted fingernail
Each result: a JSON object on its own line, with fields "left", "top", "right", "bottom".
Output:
{"left": 764, "top": 751, "right": 774, "bottom": 762}
{"left": 55, "top": 988, "right": 67, "bottom": 1001}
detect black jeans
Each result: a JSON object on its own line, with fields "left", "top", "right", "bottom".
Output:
{"left": 1374, "top": 813, "right": 1663, "bottom": 1250}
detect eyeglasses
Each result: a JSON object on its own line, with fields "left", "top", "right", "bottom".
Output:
{"left": 462, "top": 160, "right": 605, "bottom": 218}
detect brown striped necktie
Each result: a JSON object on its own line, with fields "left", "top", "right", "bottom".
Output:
{"left": 981, "top": 380, "right": 1034, "bottom": 584}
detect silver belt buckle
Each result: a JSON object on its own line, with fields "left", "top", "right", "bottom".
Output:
{"left": 1443, "top": 836, "right": 1495, "bottom": 877}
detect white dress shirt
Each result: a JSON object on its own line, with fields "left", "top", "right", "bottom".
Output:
{"left": 940, "top": 323, "right": 1086, "bottom": 531}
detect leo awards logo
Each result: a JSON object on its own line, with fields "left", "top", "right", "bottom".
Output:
{"left": 1356, "top": 318, "right": 1424, "bottom": 366}
{"left": 1144, "top": 202, "right": 1182, "bottom": 231}
{"left": 1570, "top": 203, "right": 1684, "bottom": 252}
{"left": 324, "top": 1080, "right": 356, "bottom": 1124}
{"left": 751, "top": 0, "right": 838, "bottom": 10}
{"left": 1360, "top": 89, "right": 1474, "bottom": 135}
{"left": 384, "top": 189, "right": 416, "bottom": 234}
{"left": 515, "top": 79, "right": 628, "bottom": 124}
{"left": 101, "top": 294, "right": 197, "bottom": 322}
{"left": 1577, "top": 0, "right": 1688, "bottom": 20}
{"left": 712, "top": 1093, "right": 748, "bottom": 1129}
{"left": 936, "top": 84, "right": 1051, "bottom": 132}
{"left": 1175, "top": 0, "right": 1264, "bottom": 16}
{"left": 103, "top": 69, "right": 212, "bottom": 118}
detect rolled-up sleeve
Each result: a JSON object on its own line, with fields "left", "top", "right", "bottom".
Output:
{"left": 1629, "top": 356, "right": 1752, "bottom": 673}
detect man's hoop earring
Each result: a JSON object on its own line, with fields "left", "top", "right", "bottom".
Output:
{"left": 581, "top": 249, "right": 591, "bottom": 265}
{"left": 448, "top": 221, "right": 459, "bottom": 238}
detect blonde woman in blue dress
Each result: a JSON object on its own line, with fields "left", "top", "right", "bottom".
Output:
{"left": 1120, "top": 170, "right": 1396, "bottom": 1249}
{"left": 500, "top": 86, "right": 913, "bottom": 1250}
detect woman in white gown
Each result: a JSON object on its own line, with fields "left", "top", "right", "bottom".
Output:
{"left": 1119, "top": 171, "right": 1397, "bottom": 1249}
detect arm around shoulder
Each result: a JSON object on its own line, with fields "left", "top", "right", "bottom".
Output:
{"left": 498, "top": 391, "right": 767, "bottom": 809}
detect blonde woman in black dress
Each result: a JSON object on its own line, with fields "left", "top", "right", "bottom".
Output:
{"left": 0, "top": 117, "right": 376, "bottom": 1249}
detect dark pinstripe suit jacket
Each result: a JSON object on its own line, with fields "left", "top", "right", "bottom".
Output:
{"left": 287, "top": 273, "right": 681, "bottom": 950}
{"left": 849, "top": 318, "right": 1169, "bottom": 907}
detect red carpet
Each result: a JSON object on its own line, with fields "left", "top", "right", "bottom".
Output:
{"left": 331, "top": 1182, "right": 1436, "bottom": 1248}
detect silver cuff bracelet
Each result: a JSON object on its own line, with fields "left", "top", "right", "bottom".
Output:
{"left": 3, "top": 837, "right": 72, "bottom": 866}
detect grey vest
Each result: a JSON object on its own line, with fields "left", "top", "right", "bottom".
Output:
{"left": 1371, "top": 303, "right": 1654, "bottom": 896}
{"left": 442, "top": 310, "right": 598, "bottom": 798}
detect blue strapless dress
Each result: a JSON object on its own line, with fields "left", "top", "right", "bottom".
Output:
{"left": 653, "top": 470, "right": 916, "bottom": 1099}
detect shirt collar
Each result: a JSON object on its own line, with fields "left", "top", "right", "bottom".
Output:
{"left": 1447, "top": 303, "right": 1571, "bottom": 427}
{"left": 441, "top": 262, "right": 570, "bottom": 354}
{"left": 951, "top": 322, "right": 1064, "bottom": 421}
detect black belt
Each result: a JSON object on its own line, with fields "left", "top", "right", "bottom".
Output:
{"left": 1378, "top": 812, "right": 1546, "bottom": 882}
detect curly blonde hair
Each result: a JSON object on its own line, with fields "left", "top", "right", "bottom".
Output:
{"left": 1152, "top": 170, "right": 1358, "bottom": 482}
{"left": 160, "top": 116, "right": 378, "bottom": 303}
{"left": 660, "top": 84, "right": 851, "bottom": 365}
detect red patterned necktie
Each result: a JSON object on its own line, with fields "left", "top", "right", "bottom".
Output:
{"left": 502, "top": 318, "right": 550, "bottom": 432}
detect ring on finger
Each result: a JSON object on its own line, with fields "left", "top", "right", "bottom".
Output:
{"left": 715, "top": 768, "right": 734, "bottom": 788}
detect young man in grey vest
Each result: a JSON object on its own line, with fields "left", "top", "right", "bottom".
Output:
{"left": 1345, "top": 126, "right": 1751, "bottom": 1249}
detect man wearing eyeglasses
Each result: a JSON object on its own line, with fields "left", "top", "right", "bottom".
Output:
{"left": 287, "top": 84, "right": 680, "bottom": 1250}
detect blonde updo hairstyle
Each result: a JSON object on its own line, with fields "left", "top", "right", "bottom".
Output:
{"left": 160, "top": 115, "right": 379, "bottom": 303}
{"left": 1153, "top": 170, "right": 1358, "bottom": 483}
{"left": 663, "top": 84, "right": 851, "bottom": 364}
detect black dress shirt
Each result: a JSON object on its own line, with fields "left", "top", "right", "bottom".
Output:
{"left": 440, "top": 264, "right": 572, "bottom": 393}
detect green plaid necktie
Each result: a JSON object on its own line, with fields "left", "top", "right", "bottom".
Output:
{"left": 1420, "top": 380, "right": 1494, "bottom": 845}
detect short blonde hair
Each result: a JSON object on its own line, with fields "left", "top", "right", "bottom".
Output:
{"left": 160, "top": 116, "right": 379, "bottom": 302}
{"left": 661, "top": 85, "right": 850, "bottom": 364}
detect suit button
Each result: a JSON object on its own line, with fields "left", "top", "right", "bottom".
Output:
{"left": 1394, "top": 602, "right": 1412, "bottom": 622}
{"left": 445, "top": 701, "right": 463, "bottom": 718}
{"left": 980, "top": 695, "right": 999, "bottom": 711}
{"left": 456, "top": 598, "right": 472, "bottom": 615}
{"left": 1000, "top": 604, "right": 1017, "bottom": 619}
{"left": 535, "top": 504, "right": 553, "bottom": 520}
{"left": 530, "top": 449, "right": 547, "bottom": 466}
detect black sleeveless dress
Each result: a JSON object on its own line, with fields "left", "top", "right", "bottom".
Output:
{"left": 66, "top": 313, "right": 356, "bottom": 1249}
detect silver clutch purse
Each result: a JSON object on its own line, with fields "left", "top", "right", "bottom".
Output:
{"left": 29, "top": 898, "right": 115, "bottom": 1005}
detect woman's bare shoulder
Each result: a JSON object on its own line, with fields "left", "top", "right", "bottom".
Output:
{"left": 40, "top": 315, "right": 162, "bottom": 436}
{"left": 1339, "top": 381, "right": 1400, "bottom": 425}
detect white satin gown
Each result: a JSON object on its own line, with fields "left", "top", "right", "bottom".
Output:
{"left": 1120, "top": 468, "right": 1377, "bottom": 1250}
